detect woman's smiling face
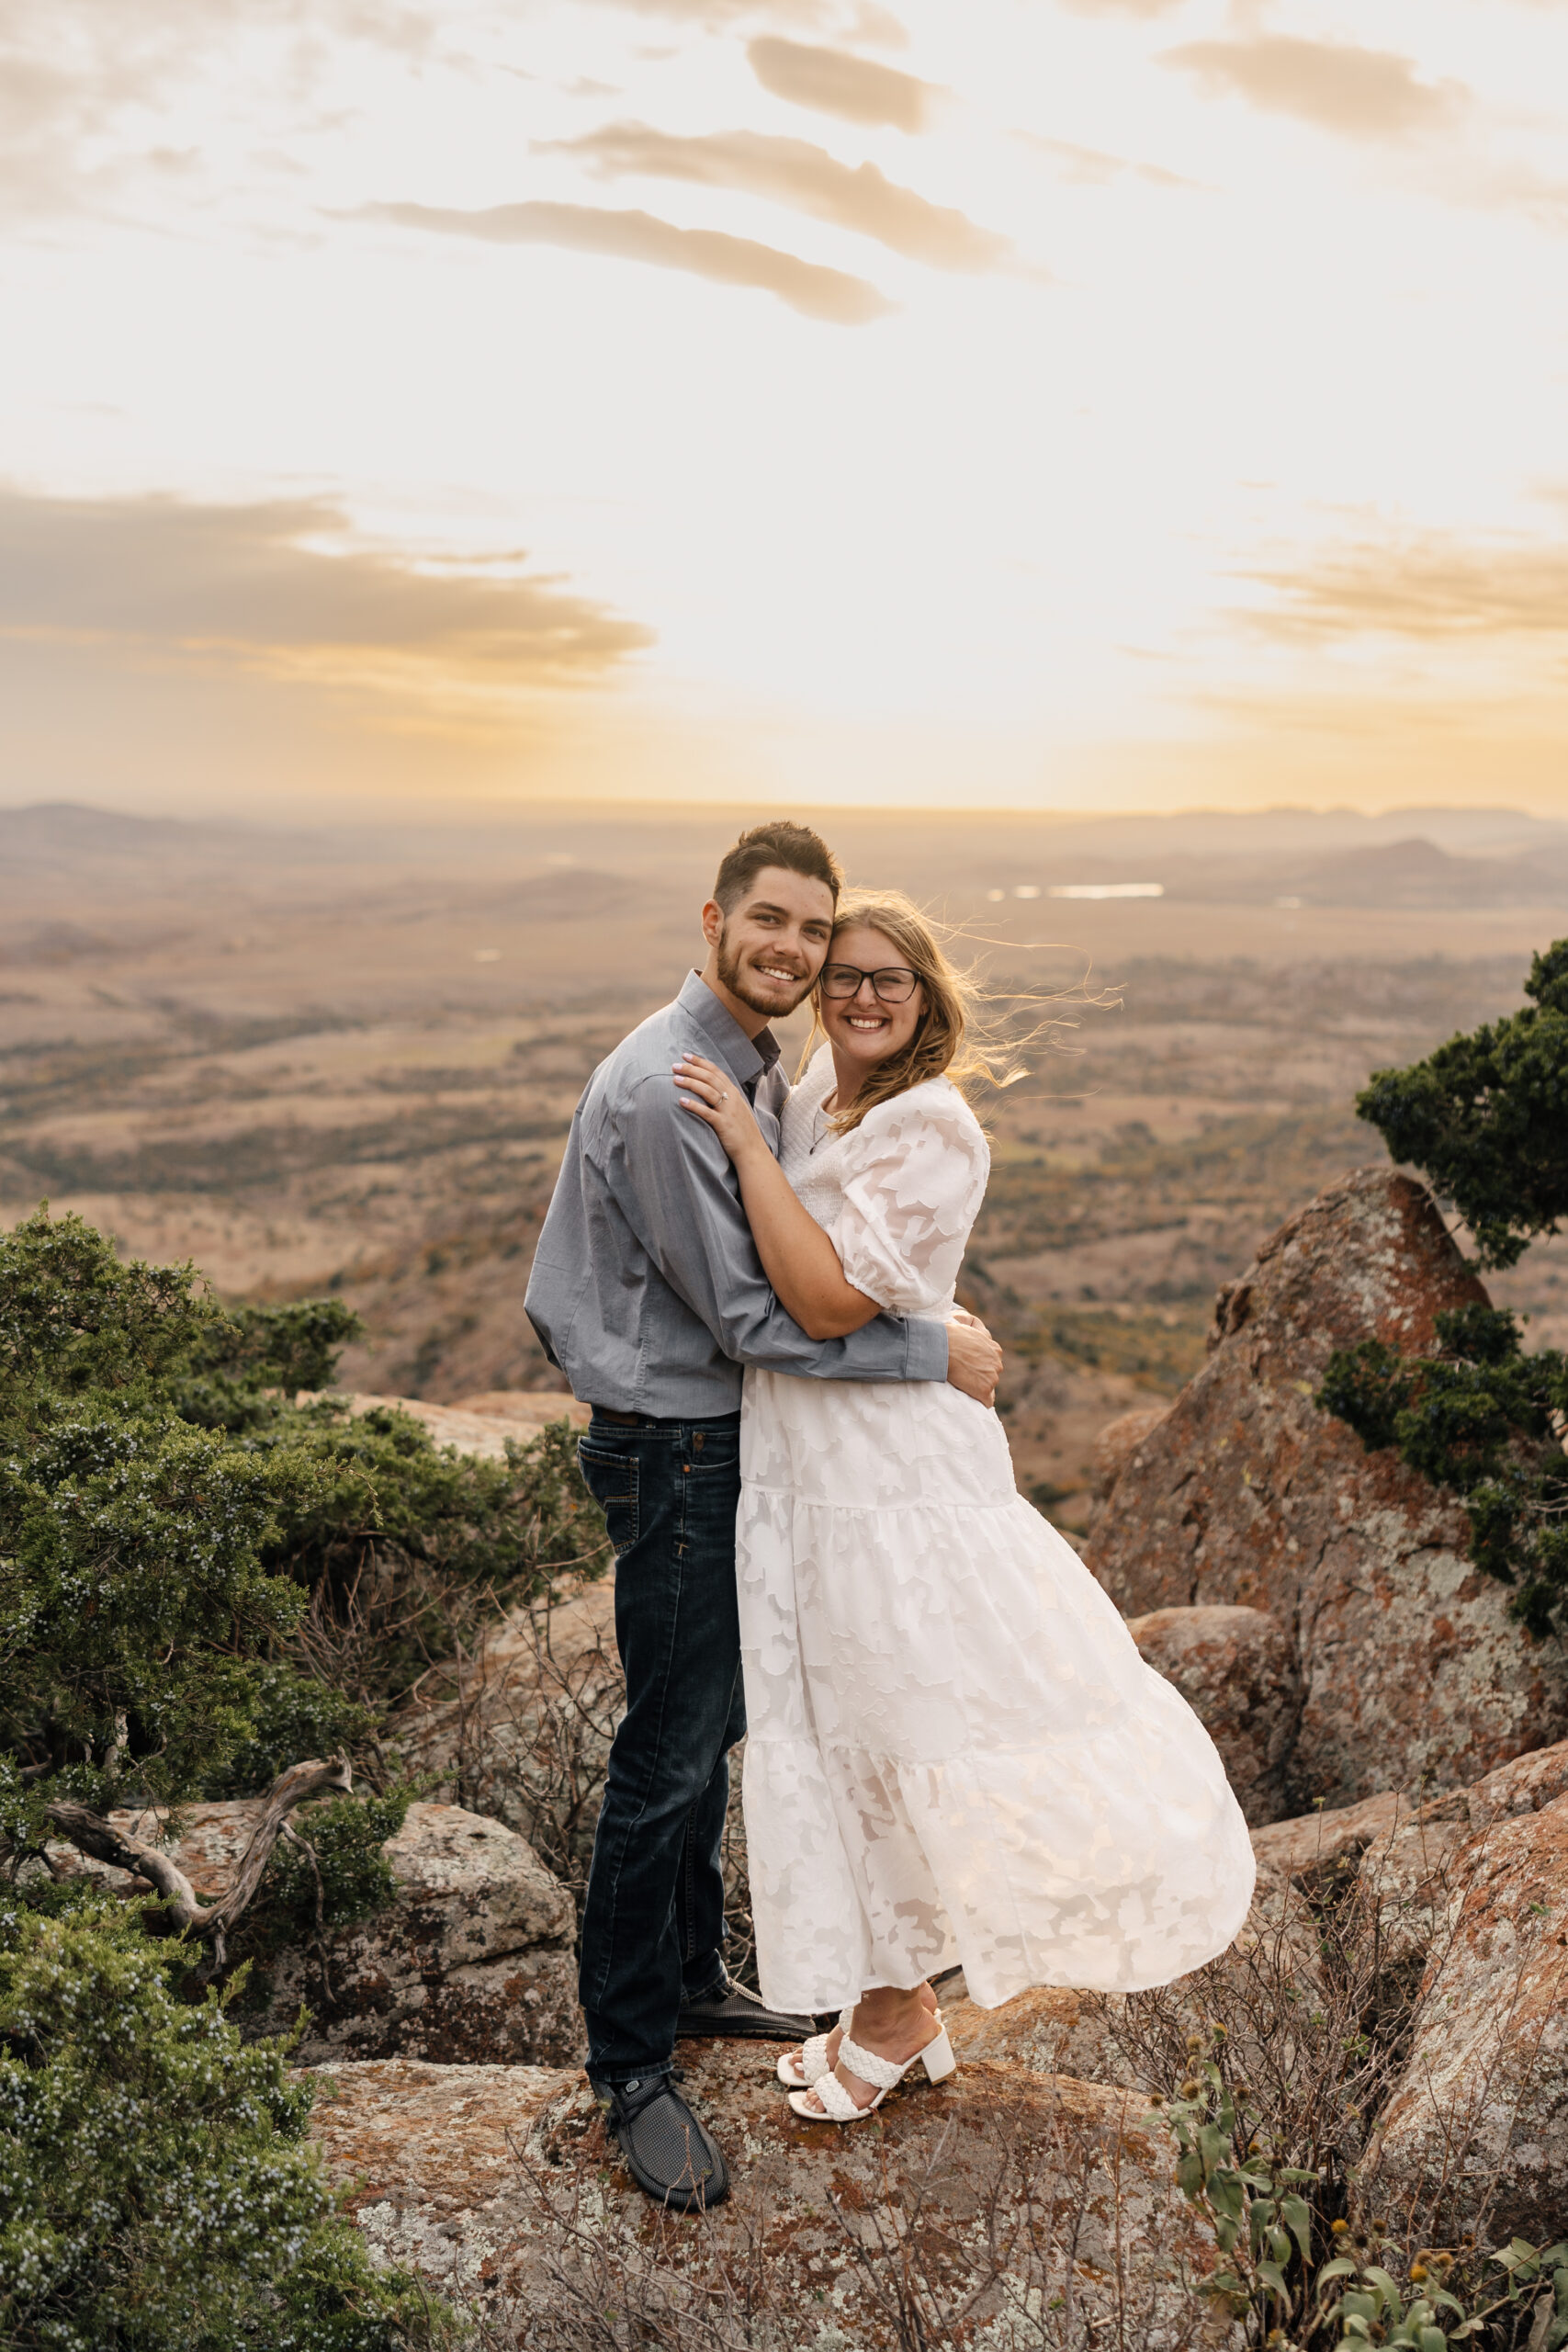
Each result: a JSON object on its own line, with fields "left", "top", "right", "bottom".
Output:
{"left": 818, "top": 922, "right": 927, "bottom": 1081}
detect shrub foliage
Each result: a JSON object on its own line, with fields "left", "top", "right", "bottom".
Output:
{"left": 1321, "top": 941, "right": 1568, "bottom": 1641}
{"left": 1319, "top": 1306, "right": 1568, "bottom": 1639}
{"left": 0, "top": 1204, "right": 606, "bottom": 2346}
{"left": 0, "top": 1205, "right": 605, "bottom": 1832}
{"left": 1355, "top": 939, "right": 1568, "bottom": 1272}
{"left": 0, "top": 1888, "right": 447, "bottom": 2352}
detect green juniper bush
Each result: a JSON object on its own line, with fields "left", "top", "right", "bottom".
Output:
{"left": 1318, "top": 941, "right": 1568, "bottom": 1641}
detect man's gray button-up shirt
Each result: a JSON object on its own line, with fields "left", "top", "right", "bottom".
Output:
{"left": 525, "top": 970, "right": 950, "bottom": 1418}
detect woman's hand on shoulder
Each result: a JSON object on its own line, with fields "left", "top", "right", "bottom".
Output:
{"left": 672, "top": 1053, "right": 767, "bottom": 1166}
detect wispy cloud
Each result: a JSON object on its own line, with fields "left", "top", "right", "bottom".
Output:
{"left": 1163, "top": 35, "right": 1464, "bottom": 141}
{"left": 586, "top": 0, "right": 910, "bottom": 31}
{"left": 0, "top": 487, "right": 651, "bottom": 679}
{"left": 550, "top": 121, "right": 1008, "bottom": 268}
{"left": 363, "top": 196, "right": 892, "bottom": 322}
{"left": 1017, "top": 130, "right": 1201, "bottom": 190}
{"left": 746, "top": 37, "right": 942, "bottom": 131}
{"left": 1437, "top": 153, "right": 1568, "bottom": 234}
{"left": 0, "top": 0, "right": 444, "bottom": 220}
{"left": 578, "top": 0, "right": 825, "bottom": 19}
{"left": 1238, "top": 531, "right": 1568, "bottom": 641}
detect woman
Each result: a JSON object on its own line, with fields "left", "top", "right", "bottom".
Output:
{"left": 672, "top": 891, "right": 1254, "bottom": 2124}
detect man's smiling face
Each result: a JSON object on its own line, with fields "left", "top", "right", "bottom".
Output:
{"left": 703, "top": 865, "right": 837, "bottom": 1025}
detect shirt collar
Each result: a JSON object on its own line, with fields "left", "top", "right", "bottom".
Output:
{"left": 679, "top": 968, "right": 781, "bottom": 1083}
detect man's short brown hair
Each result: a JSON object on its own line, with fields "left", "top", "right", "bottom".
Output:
{"left": 712, "top": 821, "right": 842, "bottom": 915}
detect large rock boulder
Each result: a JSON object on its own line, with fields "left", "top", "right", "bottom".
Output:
{"left": 1463, "top": 1739, "right": 1568, "bottom": 1830}
{"left": 255, "top": 1801, "right": 583, "bottom": 2066}
{"left": 1089, "top": 1404, "right": 1171, "bottom": 1510}
{"left": 1084, "top": 1167, "right": 1568, "bottom": 1812}
{"left": 66, "top": 1798, "right": 584, "bottom": 2066}
{"left": 1247, "top": 1785, "right": 1411, "bottom": 1914}
{"left": 307, "top": 2041, "right": 1221, "bottom": 2344}
{"left": 1368, "top": 1792, "right": 1568, "bottom": 2243}
{"left": 1127, "top": 1604, "right": 1302, "bottom": 1825}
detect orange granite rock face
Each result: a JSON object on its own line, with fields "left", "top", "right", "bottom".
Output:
{"left": 1126, "top": 1603, "right": 1302, "bottom": 1825}
{"left": 1084, "top": 1167, "right": 1568, "bottom": 1812}
{"left": 307, "top": 2040, "right": 1219, "bottom": 2342}
{"left": 1369, "top": 1793, "right": 1568, "bottom": 2244}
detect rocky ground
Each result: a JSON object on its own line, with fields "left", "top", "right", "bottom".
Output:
{"left": 116, "top": 1729, "right": 1565, "bottom": 2338}
{"left": 310, "top": 2045, "right": 1217, "bottom": 2346}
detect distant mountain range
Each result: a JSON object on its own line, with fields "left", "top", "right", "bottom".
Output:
{"left": 1043, "top": 836, "right": 1568, "bottom": 910}
{"left": 0, "top": 801, "right": 332, "bottom": 880}
{"left": 2, "top": 799, "right": 1566, "bottom": 916}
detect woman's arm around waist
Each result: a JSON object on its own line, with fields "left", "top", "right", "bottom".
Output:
{"left": 672, "top": 1054, "right": 875, "bottom": 1340}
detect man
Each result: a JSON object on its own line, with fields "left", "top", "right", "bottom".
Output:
{"left": 525, "top": 820, "right": 1002, "bottom": 2211}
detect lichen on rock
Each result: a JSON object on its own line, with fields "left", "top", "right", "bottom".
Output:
{"left": 1085, "top": 1166, "right": 1568, "bottom": 1813}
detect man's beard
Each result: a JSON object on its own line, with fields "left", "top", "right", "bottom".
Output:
{"left": 715, "top": 927, "right": 816, "bottom": 1020}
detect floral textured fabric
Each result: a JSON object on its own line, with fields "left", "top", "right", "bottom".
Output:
{"left": 738, "top": 1047, "right": 1257, "bottom": 2014}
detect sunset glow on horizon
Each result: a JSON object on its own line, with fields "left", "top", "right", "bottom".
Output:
{"left": 4, "top": 0, "right": 1568, "bottom": 820}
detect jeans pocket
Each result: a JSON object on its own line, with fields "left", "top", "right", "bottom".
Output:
{"left": 578, "top": 1442, "right": 639, "bottom": 1558}
{"left": 682, "top": 1446, "right": 739, "bottom": 1479}
{"left": 682, "top": 1427, "right": 739, "bottom": 1477}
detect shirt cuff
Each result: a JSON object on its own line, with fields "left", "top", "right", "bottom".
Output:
{"left": 905, "top": 1317, "right": 949, "bottom": 1382}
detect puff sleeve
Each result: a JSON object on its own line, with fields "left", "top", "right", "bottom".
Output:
{"left": 834, "top": 1082, "right": 990, "bottom": 1317}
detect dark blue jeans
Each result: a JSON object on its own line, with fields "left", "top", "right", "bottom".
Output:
{"left": 575, "top": 1408, "right": 746, "bottom": 2088}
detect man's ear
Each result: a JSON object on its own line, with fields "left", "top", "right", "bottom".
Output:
{"left": 700, "top": 899, "right": 726, "bottom": 950}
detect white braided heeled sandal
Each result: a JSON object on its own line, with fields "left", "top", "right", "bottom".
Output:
{"left": 776, "top": 2008, "right": 852, "bottom": 2089}
{"left": 786, "top": 2023, "right": 957, "bottom": 2122}
{"left": 777, "top": 1993, "right": 944, "bottom": 2090}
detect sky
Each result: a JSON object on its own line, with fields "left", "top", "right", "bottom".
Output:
{"left": 3, "top": 0, "right": 1568, "bottom": 820}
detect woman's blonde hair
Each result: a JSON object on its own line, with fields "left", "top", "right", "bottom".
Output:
{"left": 799, "top": 888, "right": 1028, "bottom": 1135}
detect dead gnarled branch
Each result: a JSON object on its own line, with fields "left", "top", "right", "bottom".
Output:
{"left": 44, "top": 1755, "right": 353, "bottom": 1969}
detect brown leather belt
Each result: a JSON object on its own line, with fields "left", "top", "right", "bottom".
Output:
{"left": 590, "top": 1406, "right": 649, "bottom": 1426}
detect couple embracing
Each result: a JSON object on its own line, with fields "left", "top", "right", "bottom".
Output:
{"left": 525, "top": 821, "right": 1254, "bottom": 2211}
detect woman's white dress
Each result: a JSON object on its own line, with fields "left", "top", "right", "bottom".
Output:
{"left": 737, "top": 1047, "right": 1256, "bottom": 2014}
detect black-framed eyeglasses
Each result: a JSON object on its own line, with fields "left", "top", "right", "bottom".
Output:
{"left": 820, "top": 963, "right": 920, "bottom": 1004}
